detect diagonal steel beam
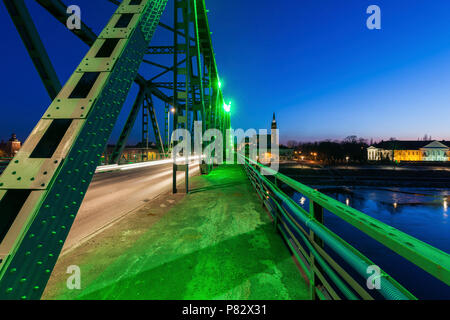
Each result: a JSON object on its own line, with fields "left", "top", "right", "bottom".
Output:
{"left": 110, "top": 87, "right": 147, "bottom": 164}
{"left": 145, "top": 94, "right": 165, "bottom": 154}
{"left": 0, "top": 0, "right": 169, "bottom": 299}
{"left": 4, "top": 0, "right": 62, "bottom": 100}
{"left": 148, "top": 58, "right": 186, "bottom": 82}
{"left": 109, "top": 81, "right": 171, "bottom": 165}
{"left": 106, "top": 0, "right": 194, "bottom": 42}
{"left": 36, "top": 0, "right": 173, "bottom": 93}
{"left": 159, "top": 22, "right": 195, "bottom": 42}
{"left": 143, "top": 59, "right": 170, "bottom": 70}
{"left": 107, "top": 0, "right": 121, "bottom": 5}
{"left": 36, "top": 0, "right": 97, "bottom": 46}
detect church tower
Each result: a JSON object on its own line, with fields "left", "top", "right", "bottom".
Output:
{"left": 271, "top": 113, "right": 278, "bottom": 148}
{"left": 271, "top": 113, "right": 277, "bottom": 130}
{"left": 6, "top": 133, "right": 21, "bottom": 157}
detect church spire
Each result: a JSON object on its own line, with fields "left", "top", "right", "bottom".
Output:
{"left": 271, "top": 112, "right": 277, "bottom": 130}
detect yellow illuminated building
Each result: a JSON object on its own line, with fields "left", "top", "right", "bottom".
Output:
{"left": 368, "top": 140, "right": 450, "bottom": 162}
{"left": 393, "top": 149, "right": 422, "bottom": 162}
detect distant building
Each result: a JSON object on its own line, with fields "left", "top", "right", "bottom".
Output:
{"left": 237, "top": 113, "right": 292, "bottom": 162}
{"left": 367, "top": 140, "right": 450, "bottom": 162}
{"left": 279, "top": 145, "right": 294, "bottom": 161}
{"left": 0, "top": 134, "right": 21, "bottom": 158}
{"left": 102, "top": 144, "right": 160, "bottom": 164}
{"left": 0, "top": 140, "right": 5, "bottom": 157}
{"left": 271, "top": 112, "right": 278, "bottom": 150}
{"left": 258, "top": 113, "right": 281, "bottom": 163}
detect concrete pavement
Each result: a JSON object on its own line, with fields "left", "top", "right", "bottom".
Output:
{"left": 62, "top": 162, "right": 200, "bottom": 254}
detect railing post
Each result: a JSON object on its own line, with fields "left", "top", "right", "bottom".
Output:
{"left": 273, "top": 177, "right": 280, "bottom": 231}
{"left": 309, "top": 200, "right": 324, "bottom": 299}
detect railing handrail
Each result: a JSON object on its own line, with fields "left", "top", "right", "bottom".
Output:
{"left": 239, "top": 154, "right": 450, "bottom": 299}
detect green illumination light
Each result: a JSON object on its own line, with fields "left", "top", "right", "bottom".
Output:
{"left": 223, "top": 102, "right": 231, "bottom": 113}
{"left": 218, "top": 80, "right": 222, "bottom": 89}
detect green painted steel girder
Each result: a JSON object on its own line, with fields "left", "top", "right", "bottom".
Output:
{"left": 0, "top": 0, "right": 229, "bottom": 299}
{"left": 0, "top": 0, "right": 168, "bottom": 300}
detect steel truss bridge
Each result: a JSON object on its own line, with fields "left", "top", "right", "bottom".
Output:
{"left": 0, "top": 0, "right": 229, "bottom": 299}
{"left": 0, "top": 0, "right": 449, "bottom": 301}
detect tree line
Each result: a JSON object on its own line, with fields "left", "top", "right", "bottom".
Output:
{"left": 286, "top": 136, "right": 369, "bottom": 164}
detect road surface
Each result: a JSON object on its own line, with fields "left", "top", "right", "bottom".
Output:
{"left": 62, "top": 162, "right": 199, "bottom": 253}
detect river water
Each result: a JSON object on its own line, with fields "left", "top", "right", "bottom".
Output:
{"left": 291, "top": 186, "right": 449, "bottom": 300}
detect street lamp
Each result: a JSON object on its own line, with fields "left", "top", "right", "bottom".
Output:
{"left": 167, "top": 107, "right": 176, "bottom": 151}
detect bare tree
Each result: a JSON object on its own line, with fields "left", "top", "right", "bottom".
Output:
{"left": 344, "top": 135, "right": 358, "bottom": 144}
{"left": 287, "top": 140, "right": 298, "bottom": 148}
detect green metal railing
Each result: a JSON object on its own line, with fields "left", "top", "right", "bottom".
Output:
{"left": 239, "top": 155, "right": 450, "bottom": 300}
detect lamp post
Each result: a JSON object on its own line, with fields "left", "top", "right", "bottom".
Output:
{"left": 167, "top": 107, "right": 175, "bottom": 154}
{"left": 224, "top": 101, "right": 231, "bottom": 155}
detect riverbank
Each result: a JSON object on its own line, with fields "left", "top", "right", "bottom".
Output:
{"left": 279, "top": 163, "right": 450, "bottom": 188}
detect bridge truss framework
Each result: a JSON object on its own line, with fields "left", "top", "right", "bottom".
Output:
{"left": 0, "top": 0, "right": 229, "bottom": 299}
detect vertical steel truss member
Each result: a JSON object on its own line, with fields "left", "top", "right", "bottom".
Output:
{"left": 172, "top": 0, "right": 191, "bottom": 193}
{"left": 309, "top": 201, "right": 324, "bottom": 299}
{"left": 3, "top": 0, "right": 62, "bottom": 100}
{"left": 170, "top": 0, "right": 230, "bottom": 192}
{"left": 192, "top": 0, "right": 209, "bottom": 174}
{"left": 144, "top": 95, "right": 165, "bottom": 154}
{"left": 110, "top": 86, "right": 147, "bottom": 164}
{"left": 164, "top": 101, "right": 170, "bottom": 151}
{"left": 0, "top": 0, "right": 168, "bottom": 299}
{"left": 110, "top": 87, "right": 165, "bottom": 165}
{"left": 142, "top": 95, "right": 150, "bottom": 150}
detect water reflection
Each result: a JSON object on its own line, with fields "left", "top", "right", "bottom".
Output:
{"left": 290, "top": 186, "right": 450, "bottom": 299}
{"left": 315, "top": 186, "right": 450, "bottom": 219}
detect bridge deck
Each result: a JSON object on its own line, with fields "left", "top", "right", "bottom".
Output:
{"left": 43, "top": 165, "right": 310, "bottom": 300}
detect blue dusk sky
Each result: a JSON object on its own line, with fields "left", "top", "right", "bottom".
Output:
{"left": 0, "top": 0, "right": 449, "bottom": 145}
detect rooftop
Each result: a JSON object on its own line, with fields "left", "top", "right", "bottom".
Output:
{"left": 373, "top": 140, "right": 450, "bottom": 150}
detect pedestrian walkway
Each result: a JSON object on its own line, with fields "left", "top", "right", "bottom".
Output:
{"left": 44, "top": 165, "right": 310, "bottom": 300}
